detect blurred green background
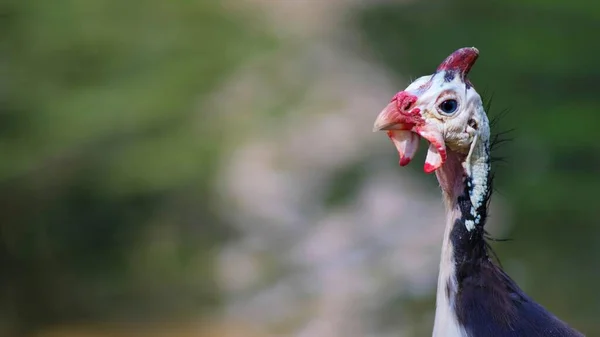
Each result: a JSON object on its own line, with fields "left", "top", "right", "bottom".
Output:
{"left": 1, "top": 0, "right": 598, "bottom": 336}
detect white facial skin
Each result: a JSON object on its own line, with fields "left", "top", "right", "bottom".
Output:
{"left": 373, "top": 71, "right": 490, "bottom": 173}
{"left": 374, "top": 64, "right": 492, "bottom": 231}
{"left": 413, "top": 72, "right": 489, "bottom": 152}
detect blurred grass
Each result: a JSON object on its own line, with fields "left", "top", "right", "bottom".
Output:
{"left": 31, "top": 320, "right": 267, "bottom": 337}
{"left": 2, "top": 0, "right": 274, "bottom": 183}
{"left": 0, "top": 0, "right": 276, "bottom": 335}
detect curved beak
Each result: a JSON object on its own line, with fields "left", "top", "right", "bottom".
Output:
{"left": 373, "top": 99, "right": 446, "bottom": 173}
{"left": 373, "top": 102, "right": 415, "bottom": 132}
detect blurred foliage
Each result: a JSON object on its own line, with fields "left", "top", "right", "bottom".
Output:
{"left": 0, "top": 0, "right": 274, "bottom": 335}
{"left": 358, "top": 0, "right": 600, "bottom": 333}
{"left": 3, "top": 0, "right": 599, "bottom": 335}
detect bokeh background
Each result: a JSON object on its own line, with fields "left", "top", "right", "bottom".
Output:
{"left": 2, "top": 0, "right": 599, "bottom": 336}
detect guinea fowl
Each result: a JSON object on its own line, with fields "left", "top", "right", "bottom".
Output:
{"left": 373, "top": 47, "right": 583, "bottom": 337}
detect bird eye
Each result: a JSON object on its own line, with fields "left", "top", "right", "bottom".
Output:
{"left": 438, "top": 99, "right": 458, "bottom": 114}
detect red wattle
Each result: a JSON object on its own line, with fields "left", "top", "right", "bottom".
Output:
{"left": 399, "top": 156, "right": 411, "bottom": 166}
{"left": 423, "top": 163, "right": 437, "bottom": 174}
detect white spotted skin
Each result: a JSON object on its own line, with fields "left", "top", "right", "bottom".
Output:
{"left": 462, "top": 103, "right": 491, "bottom": 231}
{"left": 464, "top": 219, "right": 476, "bottom": 231}
{"left": 463, "top": 133, "right": 490, "bottom": 231}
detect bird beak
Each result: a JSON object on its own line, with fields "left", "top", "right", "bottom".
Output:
{"left": 372, "top": 102, "right": 414, "bottom": 132}
{"left": 373, "top": 98, "right": 446, "bottom": 173}
{"left": 373, "top": 101, "right": 422, "bottom": 167}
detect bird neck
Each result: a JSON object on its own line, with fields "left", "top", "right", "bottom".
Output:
{"left": 436, "top": 136, "right": 491, "bottom": 255}
{"left": 432, "top": 138, "right": 491, "bottom": 336}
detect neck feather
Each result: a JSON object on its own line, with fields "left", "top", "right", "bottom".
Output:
{"left": 432, "top": 137, "right": 491, "bottom": 336}
{"left": 436, "top": 137, "right": 491, "bottom": 247}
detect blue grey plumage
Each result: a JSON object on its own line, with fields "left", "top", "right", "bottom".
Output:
{"left": 452, "top": 184, "right": 583, "bottom": 336}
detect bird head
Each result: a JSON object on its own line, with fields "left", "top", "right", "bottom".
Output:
{"left": 373, "top": 47, "right": 490, "bottom": 173}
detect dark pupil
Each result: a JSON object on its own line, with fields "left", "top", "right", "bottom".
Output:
{"left": 439, "top": 99, "right": 458, "bottom": 114}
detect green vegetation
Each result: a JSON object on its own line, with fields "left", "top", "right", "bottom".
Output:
{"left": 0, "top": 1, "right": 274, "bottom": 334}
